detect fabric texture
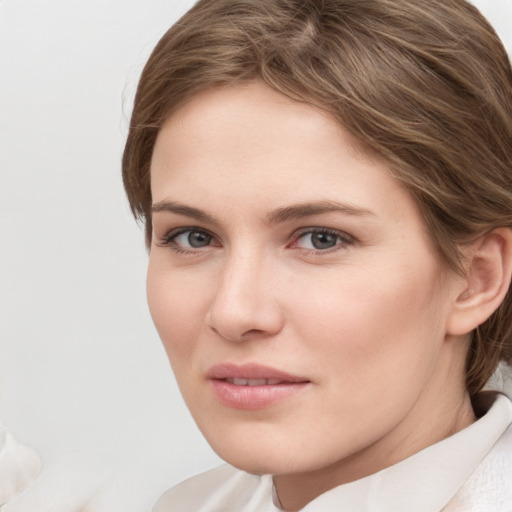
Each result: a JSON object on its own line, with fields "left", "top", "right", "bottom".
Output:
{"left": 153, "top": 392, "right": 512, "bottom": 512}
{"left": 0, "top": 427, "right": 42, "bottom": 508}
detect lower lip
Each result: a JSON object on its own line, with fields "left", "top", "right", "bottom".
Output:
{"left": 209, "top": 379, "right": 309, "bottom": 410}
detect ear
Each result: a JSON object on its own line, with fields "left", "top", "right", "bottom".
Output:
{"left": 447, "top": 228, "right": 512, "bottom": 336}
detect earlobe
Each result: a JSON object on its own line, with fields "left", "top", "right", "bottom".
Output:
{"left": 447, "top": 228, "right": 512, "bottom": 336}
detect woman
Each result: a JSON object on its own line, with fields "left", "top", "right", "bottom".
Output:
{"left": 122, "top": 0, "right": 512, "bottom": 510}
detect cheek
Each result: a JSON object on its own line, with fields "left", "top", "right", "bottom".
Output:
{"left": 146, "top": 260, "right": 208, "bottom": 362}
{"left": 288, "top": 260, "right": 446, "bottom": 381}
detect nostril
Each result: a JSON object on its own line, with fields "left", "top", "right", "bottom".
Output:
{"left": 239, "top": 328, "right": 267, "bottom": 340}
{"left": 206, "top": 286, "right": 284, "bottom": 341}
{"left": 209, "top": 324, "right": 269, "bottom": 342}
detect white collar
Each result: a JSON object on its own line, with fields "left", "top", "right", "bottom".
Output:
{"left": 268, "top": 393, "right": 512, "bottom": 512}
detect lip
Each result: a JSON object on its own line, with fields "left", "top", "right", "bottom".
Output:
{"left": 207, "top": 363, "right": 310, "bottom": 410}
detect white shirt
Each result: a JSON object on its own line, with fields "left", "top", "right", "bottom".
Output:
{"left": 0, "top": 427, "right": 41, "bottom": 508}
{"left": 153, "top": 392, "right": 512, "bottom": 512}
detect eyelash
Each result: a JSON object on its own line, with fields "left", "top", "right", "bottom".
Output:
{"left": 290, "top": 228, "right": 355, "bottom": 254}
{"left": 158, "top": 227, "right": 355, "bottom": 255}
{"left": 160, "top": 227, "right": 219, "bottom": 255}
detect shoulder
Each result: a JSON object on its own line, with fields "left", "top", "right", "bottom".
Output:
{"left": 152, "top": 464, "right": 265, "bottom": 512}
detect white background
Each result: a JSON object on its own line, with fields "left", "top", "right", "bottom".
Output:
{"left": 1, "top": 1, "right": 511, "bottom": 510}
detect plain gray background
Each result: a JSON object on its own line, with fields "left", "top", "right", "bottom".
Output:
{"left": 1, "top": 1, "right": 511, "bottom": 510}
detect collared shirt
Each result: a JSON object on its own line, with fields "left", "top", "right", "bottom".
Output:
{"left": 153, "top": 392, "right": 512, "bottom": 512}
{"left": 0, "top": 427, "right": 41, "bottom": 508}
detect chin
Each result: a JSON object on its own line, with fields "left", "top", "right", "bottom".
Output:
{"left": 204, "top": 429, "right": 342, "bottom": 477}
{"left": 207, "top": 438, "right": 283, "bottom": 474}
{"left": 202, "top": 430, "right": 297, "bottom": 475}
{"left": 218, "top": 451, "right": 302, "bottom": 476}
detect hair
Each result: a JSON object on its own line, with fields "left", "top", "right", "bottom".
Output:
{"left": 122, "top": 0, "right": 512, "bottom": 395}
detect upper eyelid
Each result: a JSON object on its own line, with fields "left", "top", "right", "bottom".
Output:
{"left": 163, "top": 226, "right": 349, "bottom": 237}
{"left": 295, "top": 227, "right": 347, "bottom": 235}
{"left": 292, "top": 226, "right": 354, "bottom": 240}
{"left": 164, "top": 226, "right": 215, "bottom": 240}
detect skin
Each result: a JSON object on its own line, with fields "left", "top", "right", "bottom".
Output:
{"left": 147, "top": 80, "right": 476, "bottom": 511}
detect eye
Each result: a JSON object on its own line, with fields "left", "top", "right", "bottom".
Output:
{"left": 292, "top": 228, "right": 353, "bottom": 252}
{"left": 175, "top": 230, "right": 212, "bottom": 248}
{"left": 162, "top": 228, "right": 220, "bottom": 252}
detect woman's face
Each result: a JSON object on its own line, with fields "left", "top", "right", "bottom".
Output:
{"left": 147, "top": 81, "right": 466, "bottom": 478}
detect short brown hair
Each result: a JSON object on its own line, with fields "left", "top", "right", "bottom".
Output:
{"left": 122, "top": 0, "right": 512, "bottom": 395}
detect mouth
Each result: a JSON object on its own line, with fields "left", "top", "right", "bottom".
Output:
{"left": 224, "top": 378, "right": 287, "bottom": 386}
{"left": 207, "top": 363, "right": 310, "bottom": 410}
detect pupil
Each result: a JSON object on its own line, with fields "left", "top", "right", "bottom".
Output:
{"left": 312, "top": 232, "right": 337, "bottom": 250}
{"left": 188, "top": 231, "right": 210, "bottom": 248}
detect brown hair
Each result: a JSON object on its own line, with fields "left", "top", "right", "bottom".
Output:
{"left": 122, "top": 0, "right": 512, "bottom": 395}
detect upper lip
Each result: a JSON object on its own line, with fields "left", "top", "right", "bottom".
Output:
{"left": 207, "top": 363, "right": 309, "bottom": 383}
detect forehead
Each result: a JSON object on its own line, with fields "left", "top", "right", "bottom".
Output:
{"left": 150, "top": 80, "right": 419, "bottom": 226}
{"left": 154, "top": 81, "right": 355, "bottom": 163}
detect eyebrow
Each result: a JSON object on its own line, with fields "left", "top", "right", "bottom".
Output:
{"left": 151, "top": 199, "right": 375, "bottom": 226}
{"left": 266, "top": 200, "right": 375, "bottom": 224}
{"left": 151, "top": 200, "right": 221, "bottom": 227}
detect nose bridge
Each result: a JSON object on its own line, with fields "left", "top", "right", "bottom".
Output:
{"left": 207, "top": 245, "right": 282, "bottom": 341}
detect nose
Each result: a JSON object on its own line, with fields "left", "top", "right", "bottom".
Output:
{"left": 206, "top": 251, "right": 284, "bottom": 342}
